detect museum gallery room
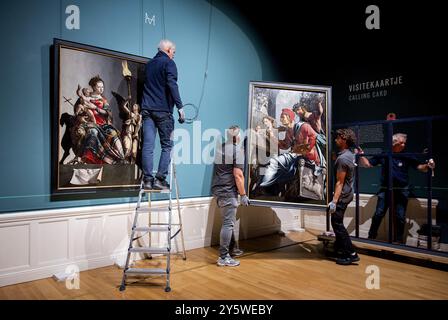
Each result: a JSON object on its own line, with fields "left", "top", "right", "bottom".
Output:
{"left": 0, "top": 0, "right": 447, "bottom": 309}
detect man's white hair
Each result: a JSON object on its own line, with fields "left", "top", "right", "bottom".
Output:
{"left": 392, "top": 133, "right": 407, "bottom": 145}
{"left": 158, "top": 39, "right": 175, "bottom": 52}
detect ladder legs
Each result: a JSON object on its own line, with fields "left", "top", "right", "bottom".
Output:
{"left": 119, "top": 162, "right": 186, "bottom": 292}
{"left": 119, "top": 185, "right": 145, "bottom": 291}
{"left": 146, "top": 195, "right": 153, "bottom": 260}
{"left": 174, "top": 164, "right": 187, "bottom": 260}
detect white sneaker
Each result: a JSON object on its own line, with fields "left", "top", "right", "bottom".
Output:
{"left": 217, "top": 256, "right": 240, "bottom": 267}
{"left": 230, "top": 248, "right": 244, "bottom": 257}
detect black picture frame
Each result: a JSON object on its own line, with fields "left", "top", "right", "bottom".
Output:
{"left": 51, "top": 38, "right": 149, "bottom": 195}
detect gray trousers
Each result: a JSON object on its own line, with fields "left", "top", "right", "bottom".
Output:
{"left": 217, "top": 197, "right": 238, "bottom": 258}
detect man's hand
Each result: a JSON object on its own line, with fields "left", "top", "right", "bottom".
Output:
{"left": 328, "top": 201, "right": 337, "bottom": 214}
{"left": 428, "top": 158, "right": 435, "bottom": 169}
{"left": 178, "top": 108, "right": 185, "bottom": 124}
{"left": 354, "top": 146, "right": 364, "bottom": 155}
{"left": 240, "top": 195, "right": 250, "bottom": 206}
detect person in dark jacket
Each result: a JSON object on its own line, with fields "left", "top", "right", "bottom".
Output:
{"left": 141, "top": 39, "right": 185, "bottom": 191}
{"left": 358, "top": 133, "right": 435, "bottom": 243}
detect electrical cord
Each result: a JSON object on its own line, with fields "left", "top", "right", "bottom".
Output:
{"left": 161, "top": 0, "right": 213, "bottom": 124}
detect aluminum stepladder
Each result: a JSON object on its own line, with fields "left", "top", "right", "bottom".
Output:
{"left": 119, "top": 162, "right": 187, "bottom": 292}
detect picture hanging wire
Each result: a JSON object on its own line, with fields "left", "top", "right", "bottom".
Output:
{"left": 160, "top": 0, "right": 213, "bottom": 124}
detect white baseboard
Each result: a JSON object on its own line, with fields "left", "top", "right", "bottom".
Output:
{"left": 0, "top": 196, "right": 302, "bottom": 287}
{"left": 302, "top": 194, "right": 439, "bottom": 239}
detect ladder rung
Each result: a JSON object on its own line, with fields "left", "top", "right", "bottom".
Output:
{"left": 136, "top": 207, "right": 170, "bottom": 213}
{"left": 125, "top": 268, "right": 167, "bottom": 275}
{"left": 129, "top": 247, "right": 169, "bottom": 254}
{"left": 142, "top": 189, "right": 171, "bottom": 194}
{"left": 134, "top": 226, "right": 169, "bottom": 232}
{"left": 120, "top": 164, "right": 185, "bottom": 291}
{"left": 147, "top": 223, "right": 181, "bottom": 226}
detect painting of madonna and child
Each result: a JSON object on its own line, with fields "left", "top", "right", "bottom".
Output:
{"left": 53, "top": 39, "right": 148, "bottom": 193}
{"left": 247, "top": 81, "right": 331, "bottom": 208}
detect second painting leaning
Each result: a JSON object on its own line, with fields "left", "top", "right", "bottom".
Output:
{"left": 247, "top": 81, "right": 331, "bottom": 209}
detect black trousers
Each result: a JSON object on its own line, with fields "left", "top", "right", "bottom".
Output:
{"left": 330, "top": 201, "right": 354, "bottom": 257}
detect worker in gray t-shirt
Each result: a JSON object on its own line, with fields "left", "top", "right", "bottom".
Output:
{"left": 328, "top": 128, "right": 360, "bottom": 265}
{"left": 211, "top": 125, "right": 250, "bottom": 267}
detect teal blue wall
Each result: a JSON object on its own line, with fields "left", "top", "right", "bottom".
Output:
{"left": 0, "top": 0, "right": 277, "bottom": 213}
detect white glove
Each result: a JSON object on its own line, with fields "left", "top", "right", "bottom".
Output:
{"left": 428, "top": 158, "right": 435, "bottom": 169}
{"left": 328, "top": 201, "right": 337, "bottom": 214}
{"left": 178, "top": 108, "right": 185, "bottom": 124}
{"left": 240, "top": 195, "right": 250, "bottom": 206}
{"left": 354, "top": 147, "right": 364, "bottom": 155}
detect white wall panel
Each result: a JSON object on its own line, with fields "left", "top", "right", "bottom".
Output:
{"left": 0, "top": 224, "right": 30, "bottom": 270}
{"left": 74, "top": 216, "right": 103, "bottom": 259}
{"left": 38, "top": 220, "right": 69, "bottom": 265}
{"left": 0, "top": 196, "right": 301, "bottom": 287}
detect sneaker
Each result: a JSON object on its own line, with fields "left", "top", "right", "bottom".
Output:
{"left": 217, "top": 256, "right": 240, "bottom": 267}
{"left": 230, "top": 248, "right": 244, "bottom": 257}
{"left": 153, "top": 178, "right": 170, "bottom": 191}
{"left": 143, "top": 179, "right": 153, "bottom": 190}
{"left": 350, "top": 252, "right": 360, "bottom": 262}
{"left": 336, "top": 252, "right": 360, "bottom": 265}
{"left": 336, "top": 257, "right": 353, "bottom": 265}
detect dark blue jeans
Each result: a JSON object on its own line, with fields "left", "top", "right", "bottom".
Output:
{"left": 368, "top": 188, "right": 409, "bottom": 242}
{"left": 141, "top": 110, "right": 174, "bottom": 182}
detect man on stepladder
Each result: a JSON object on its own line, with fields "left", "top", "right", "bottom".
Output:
{"left": 211, "top": 125, "right": 250, "bottom": 267}
{"left": 141, "top": 39, "right": 185, "bottom": 191}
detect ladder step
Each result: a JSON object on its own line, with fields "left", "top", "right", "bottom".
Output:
{"left": 129, "top": 247, "right": 169, "bottom": 254}
{"left": 119, "top": 163, "right": 184, "bottom": 291}
{"left": 150, "top": 223, "right": 181, "bottom": 226}
{"left": 136, "top": 207, "right": 171, "bottom": 213}
{"left": 125, "top": 268, "right": 167, "bottom": 275}
{"left": 142, "top": 189, "right": 171, "bottom": 194}
{"left": 134, "top": 226, "right": 169, "bottom": 232}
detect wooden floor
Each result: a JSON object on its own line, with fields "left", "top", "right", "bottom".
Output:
{"left": 1, "top": 230, "right": 448, "bottom": 300}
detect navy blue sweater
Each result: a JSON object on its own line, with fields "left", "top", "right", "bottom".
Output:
{"left": 141, "top": 50, "right": 183, "bottom": 113}
{"left": 370, "top": 154, "right": 420, "bottom": 187}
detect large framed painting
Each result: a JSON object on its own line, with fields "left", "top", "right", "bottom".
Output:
{"left": 52, "top": 39, "right": 149, "bottom": 194}
{"left": 247, "top": 81, "right": 331, "bottom": 209}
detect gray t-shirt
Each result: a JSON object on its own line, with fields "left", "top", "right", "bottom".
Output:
{"left": 334, "top": 149, "right": 355, "bottom": 204}
{"left": 211, "top": 142, "right": 245, "bottom": 198}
